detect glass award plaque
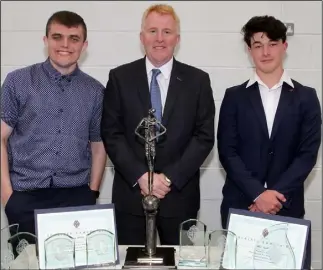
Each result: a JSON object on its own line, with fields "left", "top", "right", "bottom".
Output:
{"left": 208, "top": 229, "right": 237, "bottom": 270}
{"left": 7, "top": 232, "right": 38, "bottom": 269}
{"left": 253, "top": 223, "right": 296, "bottom": 269}
{"left": 178, "top": 219, "right": 207, "bottom": 267}
{"left": 86, "top": 229, "right": 116, "bottom": 267}
{"left": 8, "top": 232, "right": 37, "bottom": 256}
{"left": 1, "top": 224, "right": 19, "bottom": 269}
{"left": 44, "top": 233, "right": 75, "bottom": 269}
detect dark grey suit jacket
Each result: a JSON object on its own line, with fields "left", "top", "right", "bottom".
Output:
{"left": 101, "top": 57, "right": 215, "bottom": 217}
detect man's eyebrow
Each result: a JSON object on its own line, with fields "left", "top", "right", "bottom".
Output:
{"left": 69, "top": 34, "right": 81, "bottom": 39}
{"left": 251, "top": 40, "right": 262, "bottom": 45}
{"left": 50, "top": 33, "right": 81, "bottom": 39}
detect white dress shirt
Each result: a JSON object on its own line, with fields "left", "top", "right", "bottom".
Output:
{"left": 246, "top": 70, "right": 294, "bottom": 137}
{"left": 246, "top": 70, "right": 294, "bottom": 195}
{"left": 145, "top": 57, "right": 173, "bottom": 113}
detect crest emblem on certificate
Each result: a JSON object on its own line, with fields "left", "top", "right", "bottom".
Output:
{"left": 73, "top": 220, "right": 80, "bottom": 228}
{"left": 262, "top": 228, "right": 269, "bottom": 237}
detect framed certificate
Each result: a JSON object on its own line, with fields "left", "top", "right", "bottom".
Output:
{"left": 227, "top": 208, "right": 311, "bottom": 270}
{"left": 35, "top": 204, "right": 119, "bottom": 269}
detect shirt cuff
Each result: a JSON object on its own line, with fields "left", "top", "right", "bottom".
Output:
{"left": 253, "top": 194, "right": 261, "bottom": 202}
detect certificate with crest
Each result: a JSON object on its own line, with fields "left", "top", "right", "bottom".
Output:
{"left": 227, "top": 208, "right": 311, "bottom": 270}
{"left": 35, "top": 204, "right": 119, "bottom": 269}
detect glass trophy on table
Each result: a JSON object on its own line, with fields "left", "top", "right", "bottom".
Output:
{"left": 7, "top": 232, "right": 38, "bottom": 269}
{"left": 86, "top": 229, "right": 116, "bottom": 268}
{"left": 178, "top": 219, "right": 208, "bottom": 268}
{"left": 123, "top": 109, "right": 176, "bottom": 269}
{"left": 1, "top": 224, "right": 19, "bottom": 269}
{"left": 44, "top": 233, "right": 75, "bottom": 269}
{"left": 253, "top": 222, "right": 296, "bottom": 269}
{"left": 208, "top": 229, "right": 237, "bottom": 270}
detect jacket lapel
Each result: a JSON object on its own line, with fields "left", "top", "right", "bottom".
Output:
{"left": 136, "top": 58, "right": 151, "bottom": 116}
{"left": 162, "top": 59, "right": 183, "bottom": 126}
{"left": 248, "top": 82, "right": 269, "bottom": 138}
{"left": 270, "top": 82, "right": 294, "bottom": 140}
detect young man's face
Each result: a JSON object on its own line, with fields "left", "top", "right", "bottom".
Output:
{"left": 248, "top": 32, "right": 287, "bottom": 74}
{"left": 43, "top": 22, "right": 88, "bottom": 74}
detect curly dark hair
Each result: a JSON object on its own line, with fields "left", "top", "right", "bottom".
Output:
{"left": 46, "top": 11, "right": 87, "bottom": 41}
{"left": 241, "top": 15, "right": 287, "bottom": 47}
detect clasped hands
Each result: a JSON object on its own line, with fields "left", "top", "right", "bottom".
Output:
{"left": 249, "top": 190, "right": 286, "bottom": 215}
{"left": 138, "top": 172, "right": 171, "bottom": 199}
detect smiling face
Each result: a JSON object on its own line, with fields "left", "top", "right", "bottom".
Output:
{"left": 248, "top": 32, "right": 287, "bottom": 75}
{"left": 140, "top": 11, "right": 180, "bottom": 67}
{"left": 43, "top": 22, "right": 88, "bottom": 74}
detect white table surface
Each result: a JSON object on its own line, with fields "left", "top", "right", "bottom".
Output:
{"left": 10, "top": 245, "right": 203, "bottom": 269}
{"left": 10, "top": 244, "right": 312, "bottom": 269}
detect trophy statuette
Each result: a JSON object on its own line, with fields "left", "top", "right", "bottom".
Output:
{"left": 123, "top": 109, "right": 176, "bottom": 269}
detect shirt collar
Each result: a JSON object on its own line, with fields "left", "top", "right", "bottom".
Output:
{"left": 42, "top": 57, "right": 80, "bottom": 83}
{"left": 246, "top": 70, "right": 294, "bottom": 89}
{"left": 145, "top": 56, "right": 173, "bottom": 80}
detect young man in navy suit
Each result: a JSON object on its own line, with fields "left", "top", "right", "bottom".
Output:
{"left": 217, "top": 15, "right": 321, "bottom": 229}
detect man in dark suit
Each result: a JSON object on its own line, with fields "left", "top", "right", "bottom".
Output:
{"left": 217, "top": 15, "right": 321, "bottom": 229}
{"left": 100, "top": 4, "right": 215, "bottom": 245}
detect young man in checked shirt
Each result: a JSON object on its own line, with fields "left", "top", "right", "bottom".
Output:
{"left": 1, "top": 11, "right": 107, "bottom": 236}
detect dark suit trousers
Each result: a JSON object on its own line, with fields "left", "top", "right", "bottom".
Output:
{"left": 115, "top": 209, "right": 198, "bottom": 245}
{"left": 4, "top": 185, "right": 97, "bottom": 236}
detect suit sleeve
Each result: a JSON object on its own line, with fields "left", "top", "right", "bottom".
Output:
{"left": 217, "top": 88, "right": 266, "bottom": 201}
{"left": 163, "top": 73, "right": 215, "bottom": 190}
{"left": 272, "top": 88, "right": 322, "bottom": 194}
{"left": 100, "top": 69, "right": 147, "bottom": 187}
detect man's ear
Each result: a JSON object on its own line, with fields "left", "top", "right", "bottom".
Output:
{"left": 283, "top": 41, "right": 288, "bottom": 51}
{"left": 82, "top": 40, "right": 88, "bottom": 52}
{"left": 43, "top": 36, "right": 48, "bottom": 47}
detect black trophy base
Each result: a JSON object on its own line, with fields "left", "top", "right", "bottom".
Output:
{"left": 123, "top": 247, "right": 176, "bottom": 269}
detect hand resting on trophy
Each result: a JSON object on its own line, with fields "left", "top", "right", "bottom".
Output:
{"left": 138, "top": 172, "right": 171, "bottom": 199}
{"left": 135, "top": 108, "right": 168, "bottom": 200}
{"left": 123, "top": 111, "right": 176, "bottom": 266}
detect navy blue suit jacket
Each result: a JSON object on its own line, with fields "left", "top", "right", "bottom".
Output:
{"left": 217, "top": 79, "right": 321, "bottom": 228}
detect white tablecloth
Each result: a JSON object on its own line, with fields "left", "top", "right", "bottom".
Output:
{"left": 10, "top": 244, "right": 313, "bottom": 269}
{"left": 10, "top": 245, "right": 194, "bottom": 269}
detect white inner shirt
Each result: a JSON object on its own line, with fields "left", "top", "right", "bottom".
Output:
{"left": 246, "top": 70, "right": 294, "bottom": 137}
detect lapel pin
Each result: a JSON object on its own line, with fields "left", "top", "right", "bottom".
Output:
{"left": 176, "top": 77, "right": 182, "bottom": 81}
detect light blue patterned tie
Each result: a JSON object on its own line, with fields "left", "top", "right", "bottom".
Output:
{"left": 150, "top": 69, "right": 162, "bottom": 123}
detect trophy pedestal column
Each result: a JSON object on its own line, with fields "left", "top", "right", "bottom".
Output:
{"left": 123, "top": 246, "right": 176, "bottom": 269}
{"left": 124, "top": 110, "right": 175, "bottom": 268}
